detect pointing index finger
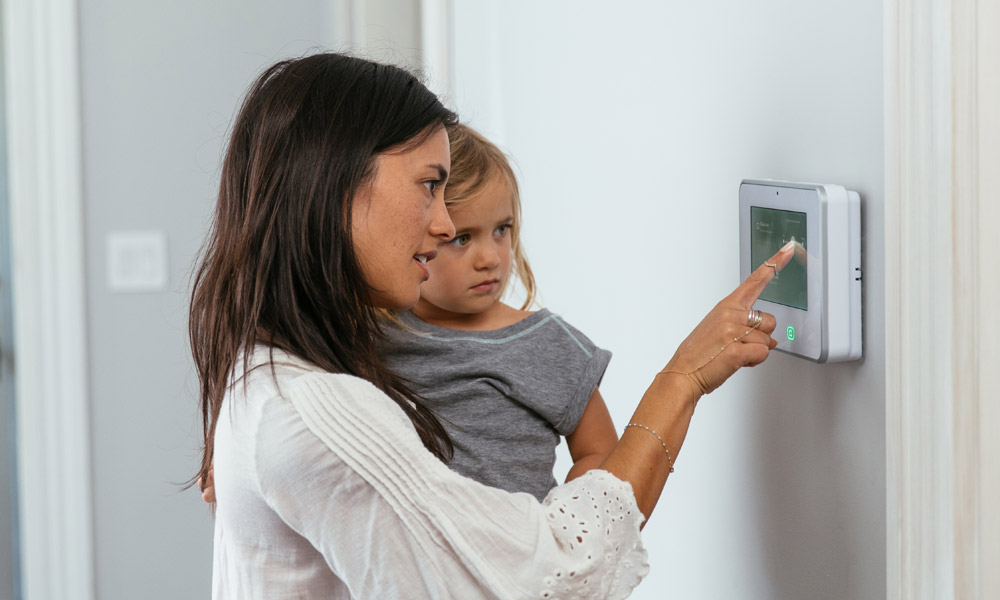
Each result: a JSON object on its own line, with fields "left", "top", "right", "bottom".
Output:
{"left": 732, "top": 239, "right": 797, "bottom": 308}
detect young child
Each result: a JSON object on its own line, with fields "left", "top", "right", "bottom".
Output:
{"left": 378, "top": 124, "right": 618, "bottom": 502}
{"left": 199, "top": 125, "right": 617, "bottom": 504}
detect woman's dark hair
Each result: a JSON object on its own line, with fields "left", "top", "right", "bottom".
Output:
{"left": 190, "top": 53, "right": 457, "bottom": 488}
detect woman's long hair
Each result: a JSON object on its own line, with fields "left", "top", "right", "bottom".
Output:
{"left": 190, "top": 53, "right": 456, "bottom": 488}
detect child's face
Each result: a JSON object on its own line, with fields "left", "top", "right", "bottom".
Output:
{"left": 416, "top": 175, "right": 514, "bottom": 317}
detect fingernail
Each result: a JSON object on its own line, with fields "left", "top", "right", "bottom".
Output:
{"left": 781, "top": 240, "right": 795, "bottom": 252}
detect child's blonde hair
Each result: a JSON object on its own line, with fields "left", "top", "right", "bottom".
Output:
{"left": 445, "top": 123, "right": 537, "bottom": 310}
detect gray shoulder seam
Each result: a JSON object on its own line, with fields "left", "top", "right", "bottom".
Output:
{"left": 550, "top": 314, "right": 592, "bottom": 357}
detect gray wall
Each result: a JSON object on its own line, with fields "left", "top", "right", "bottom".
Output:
{"left": 78, "top": 2, "right": 424, "bottom": 595}
{"left": 1, "top": 14, "right": 19, "bottom": 595}
{"left": 452, "top": 2, "right": 885, "bottom": 599}
{"left": 78, "top": 1, "right": 340, "bottom": 596}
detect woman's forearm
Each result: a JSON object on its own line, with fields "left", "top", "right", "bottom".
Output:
{"left": 600, "top": 243, "right": 796, "bottom": 522}
{"left": 598, "top": 372, "right": 699, "bottom": 522}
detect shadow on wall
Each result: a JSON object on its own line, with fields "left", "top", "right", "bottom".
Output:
{"left": 747, "top": 351, "right": 879, "bottom": 600}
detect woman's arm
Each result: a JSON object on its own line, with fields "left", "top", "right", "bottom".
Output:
{"left": 258, "top": 372, "right": 648, "bottom": 599}
{"left": 599, "top": 242, "right": 795, "bottom": 520}
{"left": 565, "top": 388, "right": 618, "bottom": 482}
{"left": 202, "top": 384, "right": 618, "bottom": 498}
{"left": 212, "top": 245, "right": 793, "bottom": 598}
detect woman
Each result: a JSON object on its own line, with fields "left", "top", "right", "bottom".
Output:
{"left": 191, "top": 52, "right": 791, "bottom": 599}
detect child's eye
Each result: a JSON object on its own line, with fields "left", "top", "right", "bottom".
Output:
{"left": 494, "top": 224, "right": 512, "bottom": 236}
{"left": 448, "top": 234, "right": 471, "bottom": 247}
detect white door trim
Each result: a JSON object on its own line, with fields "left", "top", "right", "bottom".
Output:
{"left": 2, "top": 0, "right": 95, "bottom": 598}
{"left": 885, "top": 0, "right": 999, "bottom": 597}
{"left": 974, "top": 0, "right": 1000, "bottom": 591}
{"left": 963, "top": 0, "right": 1000, "bottom": 595}
{"left": 883, "top": 1, "right": 955, "bottom": 596}
{"left": 419, "top": 0, "right": 454, "bottom": 104}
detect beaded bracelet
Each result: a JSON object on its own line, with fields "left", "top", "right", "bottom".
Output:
{"left": 625, "top": 423, "right": 675, "bottom": 472}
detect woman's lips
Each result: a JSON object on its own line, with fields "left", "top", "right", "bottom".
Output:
{"left": 414, "top": 250, "right": 437, "bottom": 279}
{"left": 415, "top": 258, "right": 430, "bottom": 279}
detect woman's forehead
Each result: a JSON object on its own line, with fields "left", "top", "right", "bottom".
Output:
{"left": 381, "top": 125, "right": 451, "bottom": 167}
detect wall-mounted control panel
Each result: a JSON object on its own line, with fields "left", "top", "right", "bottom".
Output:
{"left": 739, "top": 179, "right": 862, "bottom": 362}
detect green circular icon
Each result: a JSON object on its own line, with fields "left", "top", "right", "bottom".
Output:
{"left": 786, "top": 325, "right": 796, "bottom": 341}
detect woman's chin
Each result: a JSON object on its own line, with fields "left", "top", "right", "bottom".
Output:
{"left": 370, "top": 289, "right": 420, "bottom": 311}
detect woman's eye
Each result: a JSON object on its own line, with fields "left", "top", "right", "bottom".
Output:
{"left": 448, "top": 234, "right": 471, "bottom": 247}
{"left": 423, "top": 179, "right": 441, "bottom": 194}
{"left": 494, "top": 224, "right": 512, "bottom": 236}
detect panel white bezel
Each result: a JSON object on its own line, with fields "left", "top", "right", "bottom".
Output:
{"left": 740, "top": 180, "right": 826, "bottom": 361}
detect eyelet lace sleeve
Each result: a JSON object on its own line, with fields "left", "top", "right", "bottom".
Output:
{"left": 538, "top": 472, "right": 650, "bottom": 599}
{"left": 258, "top": 371, "right": 650, "bottom": 599}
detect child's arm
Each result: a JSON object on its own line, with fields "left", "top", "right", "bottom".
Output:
{"left": 564, "top": 388, "right": 619, "bottom": 482}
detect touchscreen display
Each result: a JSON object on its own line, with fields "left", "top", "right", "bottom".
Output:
{"left": 751, "top": 206, "right": 807, "bottom": 310}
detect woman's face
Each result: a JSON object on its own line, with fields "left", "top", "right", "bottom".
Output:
{"left": 351, "top": 126, "right": 455, "bottom": 309}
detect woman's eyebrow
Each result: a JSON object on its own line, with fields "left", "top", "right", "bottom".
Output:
{"left": 428, "top": 164, "right": 449, "bottom": 183}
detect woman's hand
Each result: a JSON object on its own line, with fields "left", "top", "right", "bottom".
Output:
{"left": 198, "top": 467, "right": 216, "bottom": 504}
{"left": 602, "top": 241, "right": 798, "bottom": 520}
{"left": 662, "top": 240, "right": 796, "bottom": 396}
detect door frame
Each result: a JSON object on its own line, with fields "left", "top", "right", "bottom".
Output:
{"left": 2, "top": 0, "right": 94, "bottom": 598}
{"left": 884, "top": 0, "right": 999, "bottom": 597}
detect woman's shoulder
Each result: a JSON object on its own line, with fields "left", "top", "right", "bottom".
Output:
{"left": 265, "top": 370, "right": 425, "bottom": 463}
{"left": 239, "top": 355, "right": 416, "bottom": 453}
{"left": 242, "top": 345, "right": 396, "bottom": 409}
{"left": 284, "top": 369, "right": 387, "bottom": 404}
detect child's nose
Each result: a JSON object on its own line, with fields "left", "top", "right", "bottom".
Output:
{"left": 475, "top": 246, "right": 501, "bottom": 270}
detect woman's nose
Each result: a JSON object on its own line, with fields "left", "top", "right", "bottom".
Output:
{"left": 428, "top": 195, "right": 455, "bottom": 241}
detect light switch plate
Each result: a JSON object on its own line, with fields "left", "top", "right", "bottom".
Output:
{"left": 107, "top": 230, "right": 168, "bottom": 292}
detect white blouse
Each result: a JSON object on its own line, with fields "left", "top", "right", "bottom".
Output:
{"left": 212, "top": 347, "right": 649, "bottom": 599}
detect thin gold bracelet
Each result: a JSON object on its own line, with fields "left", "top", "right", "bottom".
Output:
{"left": 659, "top": 327, "right": 757, "bottom": 396}
{"left": 625, "top": 423, "right": 675, "bottom": 472}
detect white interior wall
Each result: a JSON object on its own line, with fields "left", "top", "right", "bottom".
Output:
{"left": 452, "top": 2, "right": 885, "bottom": 599}
{"left": 48, "top": 0, "right": 886, "bottom": 596}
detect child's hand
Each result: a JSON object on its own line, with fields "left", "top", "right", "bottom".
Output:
{"left": 661, "top": 241, "right": 795, "bottom": 395}
{"left": 197, "top": 467, "right": 216, "bottom": 504}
